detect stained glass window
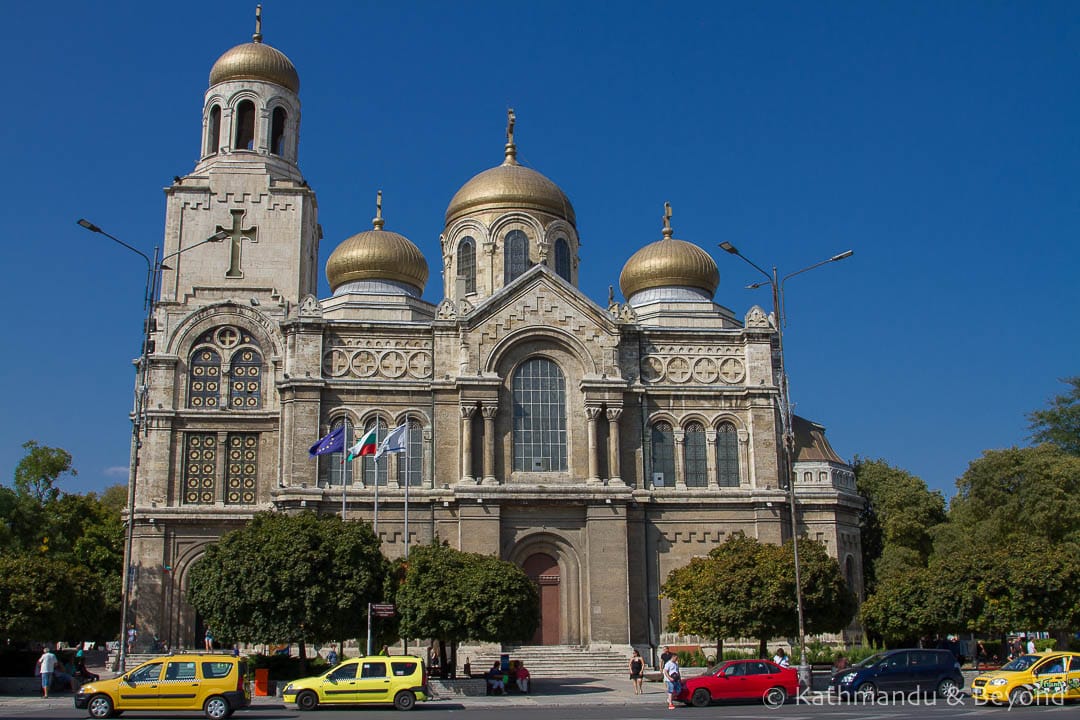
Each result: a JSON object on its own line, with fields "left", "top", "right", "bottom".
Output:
{"left": 183, "top": 433, "right": 217, "bottom": 504}
{"left": 457, "top": 237, "right": 476, "bottom": 295}
{"left": 650, "top": 422, "right": 675, "bottom": 487}
{"left": 684, "top": 422, "right": 707, "bottom": 487}
{"left": 512, "top": 358, "right": 567, "bottom": 472}
{"left": 188, "top": 348, "right": 221, "bottom": 408}
{"left": 229, "top": 348, "right": 262, "bottom": 409}
{"left": 717, "top": 423, "right": 740, "bottom": 487}
{"left": 225, "top": 433, "right": 258, "bottom": 504}
{"left": 504, "top": 229, "right": 528, "bottom": 284}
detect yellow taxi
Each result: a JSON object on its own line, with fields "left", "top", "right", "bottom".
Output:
{"left": 74, "top": 653, "right": 250, "bottom": 719}
{"left": 282, "top": 655, "right": 428, "bottom": 711}
{"left": 971, "top": 651, "right": 1080, "bottom": 706}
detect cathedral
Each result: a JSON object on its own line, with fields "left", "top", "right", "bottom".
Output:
{"left": 129, "top": 15, "right": 863, "bottom": 652}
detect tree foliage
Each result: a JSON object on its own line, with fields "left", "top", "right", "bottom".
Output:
{"left": 853, "top": 457, "right": 946, "bottom": 595}
{"left": 663, "top": 533, "right": 856, "bottom": 653}
{"left": 1028, "top": 376, "right": 1080, "bottom": 455}
{"left": 187, "top": 512, "right": 389, "bottom": 646}
{"left": 0, "top": 554, "right": 104, "bottom": 641}
{"left": 14, "top": 440, "right": 75, "bottom": 503}
{"left": 396, "top": 541, "right": 539, "bottom": 647}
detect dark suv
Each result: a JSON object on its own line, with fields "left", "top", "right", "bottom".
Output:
{"left": 832, "top": 649, "right": 963, "bottom": 698}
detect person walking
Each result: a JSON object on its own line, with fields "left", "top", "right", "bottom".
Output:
{"left": 772, "top": 648, "right": 790, "bottom": 668}
{"left": 204, "top": 627, "right": 214, "bottom": 652}
{"left": 663, "top": 652, "right": 681, "bottom": 709}
{"left": 38, "top": 645, "right": 58, "bottom": 699}
{"left": 126, "top": 624, "right": 137, "bottom": 655}
{"left": 629, "top": 649, "right": 645, "bottom": 694}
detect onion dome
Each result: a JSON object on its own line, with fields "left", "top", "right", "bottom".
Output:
{"left": 326, "top": 192, "right": 429, "bottom": 294}
{"left": 445, "top": 109, "right": 575, "bottom": 226}
{"left": 619, "top": 202, "right": 719, "bottom": 300}
{"left": 209, "top": 8, "right": 299, "bottom": 92}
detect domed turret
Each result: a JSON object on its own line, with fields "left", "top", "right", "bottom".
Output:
{"left": 619, "top": 203, "right": 719, "bottom": 301}
{"left": 445, "top": 111, "right": 575, "bottom": 226}
{"left": 326, "top": 192, "right": 429, "bottom": 296}
{"left": 209, "top": 7, "right": 299, "bottom": 91}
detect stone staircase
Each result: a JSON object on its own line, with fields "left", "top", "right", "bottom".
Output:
{"left": 482, "top": 645, "right": 633, "bottom": 678}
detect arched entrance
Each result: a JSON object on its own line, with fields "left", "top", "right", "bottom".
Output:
{"left": 523, "top": 553, "right": 560, "bottom": 645}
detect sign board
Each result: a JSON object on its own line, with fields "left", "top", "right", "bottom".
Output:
{"left": 372, "top": 603, "right": 396, "bottom": 618}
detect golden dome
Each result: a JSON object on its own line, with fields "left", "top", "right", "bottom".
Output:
{"left": 445, "top": 110, "right": 575, "bottom": 226}
{"left": 209, "top": 9, "right": 298, "bottom": 92}
{"left": 326, "top": 193, "right": 429, "bottom": 293}
{"left": 619, "top": 203, "right": 719, "bottom": 299}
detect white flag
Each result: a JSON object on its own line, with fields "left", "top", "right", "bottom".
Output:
{"left": 374, "top": 423, "right": 409, "bottom": 460}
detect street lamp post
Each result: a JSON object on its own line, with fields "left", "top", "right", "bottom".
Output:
{"left": 76, "top": 219, "right": 226, "bottom": 672}
{"left": 718, "top": 241, "right": 852, "bottom": 690}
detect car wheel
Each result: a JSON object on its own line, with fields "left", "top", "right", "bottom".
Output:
{"left": 765, "top": 686, "right": 788, "bottom": 707}
{"left": 856, "top": 682, "right": 877, "bottom": 700}
{"left": 1009, "top": 687, "right": 1033, "bottom": 707}
{"left": 690, "top": 688, "right": 711, "bottom": 707}
{"left": 297, "top": 690, "right": 319, "bottom": 711}
{"left": 203, "top": 696, "right": 230, "bottom": 720}
{"left": 937, "top": 678, "right": 960, "bottom": 698}
{"left": 394, "top": 690, "right": 416, "bottom": 711}
{"left": 87, "top": 694, "right": 114, "bottom": 719}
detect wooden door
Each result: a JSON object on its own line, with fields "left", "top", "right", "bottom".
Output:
{"left": 523, "top": 553, "right": 560, "bottom": 645}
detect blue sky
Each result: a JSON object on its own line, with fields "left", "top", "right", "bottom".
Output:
{"left": 1, "top": 1, "right": 1076, "bottom": 499}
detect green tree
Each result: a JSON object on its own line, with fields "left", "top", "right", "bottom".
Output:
{"left": 663, "top": 533, "right": 856, "bottom": 657}
{"left": 1028, "top": 376, "right": 1080, "bottom": 455}
{"left": 396, "top": 541, "right": 539, "bottom": 676}
{"left": 188, "top": 512, "right": 389, "bottom": 663}
{"left": 14, "top": 440, "right": 75, "bottom": 503}
{"left": 853, "top": 457, "right": 946, "bottom": 595}
{"left": 0, "top": 554, "right": 104, "bottom": 641}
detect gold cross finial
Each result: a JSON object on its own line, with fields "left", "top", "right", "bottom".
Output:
{"left": 504, "top": 108, "right": 518, "bottom": 165}
{"left": 253, "top": 5, "right": 263, "bottom": 43}
{"left": 373, "top": 190, "right": 384, "bottom": 230}
{"left": 662, "top": 202, "right": 673, "bottom": 239}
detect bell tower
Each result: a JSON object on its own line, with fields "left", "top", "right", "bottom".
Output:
{"left": 160, "top": 5, "right": 320, "bottom": 310}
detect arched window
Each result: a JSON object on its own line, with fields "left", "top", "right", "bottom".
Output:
{"left": 206, "top": 104, "right": 221, "bottom": 156}
{"left": 362, "top": 418, "right": 390, "bottom": 486}
{"left": 320, "top": 418, "right": 354, "bottom": 487}
{"left": 395, "top": 418, "right": 423, "bottom": 487}
{"left": 512, "top": 358, "right": 567, "bottom": 472}
{"left": 554, "top": 238, "right": 571, "bottom": 282}
{"left": 234, "top": 100, "right": 255, "bottom": 150}
{"left": 684, "top": 422, "right": 707, "bottom": 487}
{"left": 270, "top": 107, "right": 287, "bottom": 156}
{"left": 229, "top": 347, "right": 263, "bottom": 409}
{"left": 650, "top": 421, "right": 675, "bottom": 488}
{"left": 716, "top": 423, "right": 740, "bottom": 487}
{"left": 504, "top": 229, "right": 529, "bottom": 284}
{"left": 457, "top": 237, "right": 476, "bottom": 295}
{"left": 188, "top": 347, "right": 221, "bottom": 408}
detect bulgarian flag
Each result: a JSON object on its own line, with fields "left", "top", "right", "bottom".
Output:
{"left": 346, "top": 428, "right": 378, "bottom": 461}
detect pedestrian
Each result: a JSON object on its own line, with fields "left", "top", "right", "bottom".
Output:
{"left": 629, "top": 648, "right": 645, "bottom": 694}
{"left": 663, "top": 651, "right": 681, "bottom": 710}
{"left": 659, "top": 645, "right": 673, "bottom": 671}
{"left": 38, "top": 645, "right": 58, "bottom": 699}
{"left": 326, "top": 646, "right": 338, "bottom": 666}
{"left": 204, "top": 626, "right": 214, "bottom": 652}
{"left": 126, "top": 624, "right": 137, "bottom": 654}
{"left": 463, "top": 657, "right": 472, "bottom": 677}
{"left": 772, "top": 648, "right": 790, "bottom": 668}
{"left": 379, "top": 645, "right": 389, "bottom": 656}
{"left": 832, "top": 654, "right": 849, "bottom": 673}
{"left": 1026, "top": 636, "right": 1036, "bottom": 654}
{"left": 74, "top": 649, "right": 99, "bottom": 683}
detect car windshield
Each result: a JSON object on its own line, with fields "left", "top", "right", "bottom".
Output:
{"left": 854, "top": 653, "right": 887, "bottom": 668}
{"left": 1001, "top": 655, "right": 1039, "bottom": 672}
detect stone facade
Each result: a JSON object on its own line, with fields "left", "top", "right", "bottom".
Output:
{"left": 126, "top": 24, "right": 863, "bottom": 652}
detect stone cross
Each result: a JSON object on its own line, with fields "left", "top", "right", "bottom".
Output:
{"left": 217, "top": 209, "right": 258, "bottom": 279}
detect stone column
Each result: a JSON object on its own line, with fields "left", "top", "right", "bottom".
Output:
{"left": 738, "top": 430, "right": 750, "bottom": 487}
{"left": 585, "top": 405, "right": 603, "bottom": 484}
{"left": 460, "top": 405, "right": 476, "bottom": 484}
{"left": 706, "top": 429, "right": 719, "bottom": 488}
{"left": 673, "top": 428, "right": 687, "bottom": 489}
{"left": 481, "top": 404, "right": 498, "bottom": 485}
{"left": 606, "top": 408, "right": 624, "bottom": 485}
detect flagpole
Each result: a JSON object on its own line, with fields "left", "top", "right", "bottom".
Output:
{"left": 403, "top": 415, "right": 410, "bottom": 657}
{"left": 373, "top": 421, "right": 380, "bottom": 539}
{"left": 341, "top": 418, "right": 349, "bottom": 520}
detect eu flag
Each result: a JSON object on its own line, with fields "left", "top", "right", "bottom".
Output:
{"left": 308, "top": 425, "right": 346, "bottom": 457}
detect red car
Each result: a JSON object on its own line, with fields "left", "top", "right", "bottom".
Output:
{"left": 676, "top": 659, "right": 799, "bottom": 707}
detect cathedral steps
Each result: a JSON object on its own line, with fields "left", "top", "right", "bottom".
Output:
{"left": 481, "top": 644, "right": 634, "bottom": 677}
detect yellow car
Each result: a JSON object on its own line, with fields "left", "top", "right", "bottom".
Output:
{"left": 282, "top": 655, "right": 428, "bottom": 711}
{"left": 971, "top": 651, "right": 1080, "bottom": 706}
{"left": 74, "top": 653, "right": 250, "bottom": 719}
